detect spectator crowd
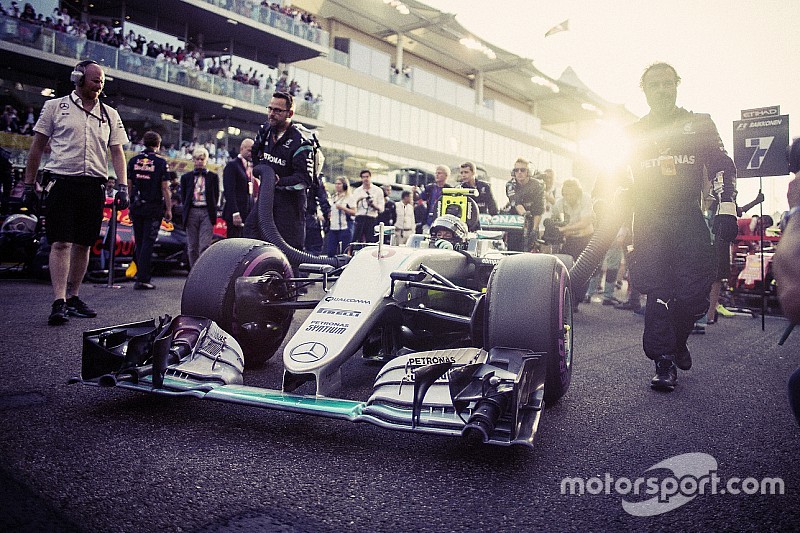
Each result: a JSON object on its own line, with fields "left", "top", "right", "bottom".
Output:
{"left": 0, "top": 1, "right": 323, "bottom": 100}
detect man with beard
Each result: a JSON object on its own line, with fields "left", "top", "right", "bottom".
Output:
{"left": 623, "top": 63, "right": 737, "bottom": 391}
{"left": 246, "top": 91, "right": 314, "bottom": 251}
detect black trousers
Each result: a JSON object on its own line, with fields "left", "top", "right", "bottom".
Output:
{"left": 352, "top": 215, "right": 378, "bottom": 243}
{"left": 632, "top": 213, "right": 714, "bottom": 360}
{"left": 130, "top": 203, "right": 163, "bottom": 283}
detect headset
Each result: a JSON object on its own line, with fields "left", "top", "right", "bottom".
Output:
{"left": 510, "top": 159, "right": 533, "bottom": 177}
{"left": 70, "top": 60, "right": 99, "bottom": 87}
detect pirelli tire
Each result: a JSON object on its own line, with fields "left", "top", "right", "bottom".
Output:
{"left": 181, "top": 238, "right": 294, "bottom": 367}
{"left": 483, "top": 253, "right": 573, "bottom": 404}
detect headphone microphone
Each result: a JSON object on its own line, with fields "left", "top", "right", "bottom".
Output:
{"left": 70, "top": 60, "right": 99, "bottom": 87}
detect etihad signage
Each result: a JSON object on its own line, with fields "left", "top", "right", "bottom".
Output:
{"left": 740, "top": 106, "right": 780, "bottom": 120}
{"left": 733, "top": 106, "right": 789, "bottom": 178}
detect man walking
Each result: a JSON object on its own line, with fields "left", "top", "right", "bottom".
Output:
{"left": 623, "top": 63, "right": 737, "bottom": 391}
{"left": 23, "top": 60, "right": 129, "bottom": 325}
{"left": 128, "top": 131, "right": 171, "bottom": 289}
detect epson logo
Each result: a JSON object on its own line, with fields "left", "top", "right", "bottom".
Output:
{"left": 324, "top": 296, "right": 371, "bottom": 305}
{"left": 743, "top": 109, "right": 778, "bottom": 119}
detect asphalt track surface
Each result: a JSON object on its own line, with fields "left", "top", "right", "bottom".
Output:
{"left": 1, "top": 270, "right": 798, "bottom": 532}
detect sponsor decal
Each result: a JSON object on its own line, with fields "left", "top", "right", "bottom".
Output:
{"left": 741, "top": 106, "right": 779, "bottom": 120}
{"left": 324, "top": 296, "right": 371, "bottom": 305}
{"left": 407, "top": 355, "right": 457, "bottom": 366}
{"left": 317, "top": 307, "right": 361, "bottom": 317}
{"left": 289, "top": 342, "right": 328, "bottom": 363}
{"left": 59, "top": 102, "right": 69, "bottom": 109}
{"left": 641, "top": 155, "right": 695, "bottom": 169}
{"left": 263, "top": 153, "right": 287, "bottom": 167}
{"left": 304, "top": 320, "right": 348, "bottom": 335}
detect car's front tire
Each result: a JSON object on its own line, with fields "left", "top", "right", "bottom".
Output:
{"left": 181, "top": 238, "right": 294, "bottom": 367}
{"left": 483, "top": 253, "right": 573, "bottom": 404}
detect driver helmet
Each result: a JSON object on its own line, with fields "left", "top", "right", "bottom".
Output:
{"left": 429, "top": 214, "right": 468, "bottom": 249}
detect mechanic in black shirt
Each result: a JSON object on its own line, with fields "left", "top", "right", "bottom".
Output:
{"left": 459, "top": 161, "right": 497, "bottom": 215}
{"left": 623, "top": 63, "right": 737, "bottom": 392}
{"left": 304, "top": 172, "right": 331, "bottom": 254}
{"left": 127, "top": 131, "right": 171, "bottom": 290}
{"left": 246, "top": 91, "right": 314, "bottom": 251}
{"left": 505, "top": 157, "right": 545, "bottom": 251}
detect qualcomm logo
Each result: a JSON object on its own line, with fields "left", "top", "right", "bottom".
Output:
{"left": 289, "top": 342, "right": 328, "bottom": 363}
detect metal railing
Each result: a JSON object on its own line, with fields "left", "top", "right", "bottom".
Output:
{"left": 197, "top": 0, "right": 328, "bottom": 46}
{"left": 0, "top": 15, "right": 321, "bottom": 118}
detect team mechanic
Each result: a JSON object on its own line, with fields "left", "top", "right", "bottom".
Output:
{"left": 245, "top": 91, "right": 314, "bottom": 251}
{"left": 505, "top": 157, "right": 545, "bottom": 251}
{"left": 127, "top": 131, "right": 171, "bottom": 290}
{"left": 623, "top": 62, "right": 737, "bottom": 391}
{"left": 23, "top": 59, "right": 129, "bottom": 325}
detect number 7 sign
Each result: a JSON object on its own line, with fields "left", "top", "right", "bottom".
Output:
{"left": 733, "top": 114, "right": 789, "bottom": 178}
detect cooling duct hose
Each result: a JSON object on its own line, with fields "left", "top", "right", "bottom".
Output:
{"left": 254, "top": 164, "right": 348, "bottom": 267}
{"left": 568, "top": 193, "right": 633, "bottom": 296}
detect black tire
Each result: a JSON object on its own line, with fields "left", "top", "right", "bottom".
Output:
{"left": 483, "top": 253, "right": 573, "bottom": 404}
{"left": 181, "top": 238, "right": 294, "bottom": 366}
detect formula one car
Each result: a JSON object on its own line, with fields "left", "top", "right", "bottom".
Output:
{"left": 74, "top": 172, "right": 578, "bottom": 448}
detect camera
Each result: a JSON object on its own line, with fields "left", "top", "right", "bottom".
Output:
{"left": 542, "top": 218, "right": 566, "bottom": 245}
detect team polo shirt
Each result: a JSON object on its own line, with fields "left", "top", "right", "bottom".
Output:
{"left": 34, "top": 91, "right": 128, "bottom": 179}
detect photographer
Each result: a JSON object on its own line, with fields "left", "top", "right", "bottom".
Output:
{"left": 505, "top": 157, "right": 545, "bottom": 251}
{"left": 351, "top": 169, "right": 385, "bottom": 243}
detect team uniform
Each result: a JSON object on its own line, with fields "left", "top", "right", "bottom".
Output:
{"left": 249, "top": 123, "right": 314, "bottom": 250}
{"left": 128, "top": 148, "right": 168, "bottom": 284}
{"left": 461, "top": 179, "right": 498, "bottom": 215}
{"left": 34, "top": 92, "right": 128, "bottom": 246}
{"left": 626, "top": 107, "right": 736, "bottom": 361}
{"left": 505, "top": 177, "right": 545, "bottom": 251}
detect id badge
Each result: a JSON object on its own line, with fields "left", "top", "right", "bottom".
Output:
{"left": 659, "top": 155, "right": 676, "bottom": 176}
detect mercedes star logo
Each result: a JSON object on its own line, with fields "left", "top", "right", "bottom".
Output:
{"left": 289, "top": 342, "right": 328, "bottom": 363}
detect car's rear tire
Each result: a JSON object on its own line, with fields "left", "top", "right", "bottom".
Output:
{"left": 483, "top": 253, "right": 573, "bottom": 404}
{"left": 181, "top": 238, "right": 294, "bottom": 367}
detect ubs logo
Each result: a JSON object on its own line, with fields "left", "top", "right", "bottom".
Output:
{"left": 289, "top": 342, "right": 328, "bottom": 363}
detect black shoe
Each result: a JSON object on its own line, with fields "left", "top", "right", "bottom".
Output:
{"left": 133, "top": 281, "right": 156, "bottom": 290}
{"left": 690, "top": 323, "right": 706, "bottom": 335}
{"left": 675, "top": 349, "right": 692, "bottom": 371}
{"left": 48, "top": 299, "right": 69, "bottom": 326}
{"left": 65, "top": 296, "right": 97, "bottom": 318}
{"left": 650, "top": 356, "right": 677, "bottom": 391}
{"left": 615, "top": 300, "right": 641, "bottom": 311}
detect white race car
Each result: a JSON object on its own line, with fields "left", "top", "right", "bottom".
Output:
{"left": 75, "top": 172, "right": 576, "bottom": 448}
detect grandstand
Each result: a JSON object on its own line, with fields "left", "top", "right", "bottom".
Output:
{"left": 0, "top": 0, "right": 634, "bottom": 194}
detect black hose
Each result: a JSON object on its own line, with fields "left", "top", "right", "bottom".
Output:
{"left": 569, "top": 195, "right": 633, "bottom": 294}
{"left": 254, "top": 164, "right": 347, "bottom": 267}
